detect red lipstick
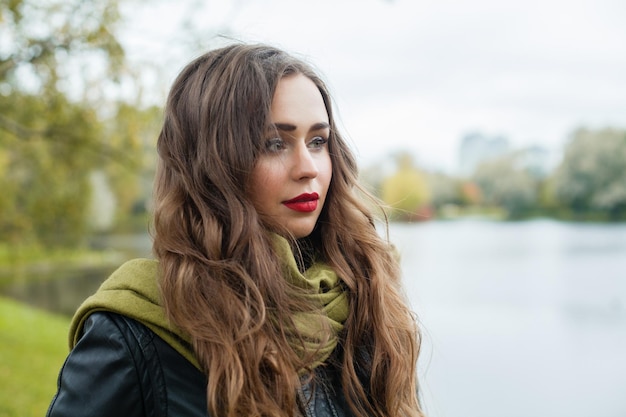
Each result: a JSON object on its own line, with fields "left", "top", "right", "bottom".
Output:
{"left": 282, "top": 192, "right": 319, "bottom": 213}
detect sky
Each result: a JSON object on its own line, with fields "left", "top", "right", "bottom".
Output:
{"left": 120, "top": 0, "right": 626, "bottom": 173}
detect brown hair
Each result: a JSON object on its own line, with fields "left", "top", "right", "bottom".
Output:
{"left": 152, "top": 43, "right": 424, "bottom": 417}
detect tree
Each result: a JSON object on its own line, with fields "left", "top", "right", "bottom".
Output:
{"left": 552, "top": 128, "right": 626, "bottom": 219}
{"left": 0, "top": 0, "right": 124, "bottom": 98}
{"left": 381, "top": 152, "right": 431, "bottom": 221}
{"left": 0, "top": 93, "right": 105, "bottom": 246}
{"left": 425, "top": 172, "right": 462, "bottom": 208}
{"left": 473, "top": 152, "right": 537, "bottom": 218}
{"left": 103, "top": 102, "right": 163, "bottom": 231}
{"left": 0, "top": 0, "right": 145, "bottom": 247}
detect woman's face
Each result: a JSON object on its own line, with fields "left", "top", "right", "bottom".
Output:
{"left": 249, "top": 73, "right": 332, "bottom": 239}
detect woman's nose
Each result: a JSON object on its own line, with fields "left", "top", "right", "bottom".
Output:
{"left": 292, "top": 144, "right": 319, "bottom": 180}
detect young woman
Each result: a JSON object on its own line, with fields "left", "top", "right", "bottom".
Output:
{"left": 47, "top": 43, "right": 425, "bottom": 417}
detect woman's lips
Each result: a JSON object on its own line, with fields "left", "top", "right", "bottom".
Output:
{"left": 282, "top": 193, "right": 319, "bottom": 213}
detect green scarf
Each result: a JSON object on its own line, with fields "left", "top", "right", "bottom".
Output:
{"left": 69, "top": 235, "right": 349, "bottom": 372}
{"left": 69, "top": 258, "right": 201, "bottom": 368}
{"left": 271, "top": 234, "right": 350, "bottom": 369}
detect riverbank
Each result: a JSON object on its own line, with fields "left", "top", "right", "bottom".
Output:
{"left": 0, "top": 242, "right": 130, "bottom": 293}
{"left": 0, "top": 297, "right": 70, "bottom": 417}
{"left": 0, "top": 244, "right": 125, "bottom": 266}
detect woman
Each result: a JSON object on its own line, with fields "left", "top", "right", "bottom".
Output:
{"left": 47, "top": 43, "right": 425, "bottom": 417}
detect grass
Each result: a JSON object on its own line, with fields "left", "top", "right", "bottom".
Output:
{"left": 0, "top": 297, "right": 70, "bottom": 417}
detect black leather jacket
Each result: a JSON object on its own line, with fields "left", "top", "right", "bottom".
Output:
{"left": 46, "top": 312, "right": 356, "bottom": 417}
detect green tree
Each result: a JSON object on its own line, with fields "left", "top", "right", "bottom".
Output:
{"left": 381, "top": 152, "right": 431, "bottom": 221}
{"left": 425, "top": 172, "right": 462, "bottom": 208}
{"left": 473, "top": 152, "right": 537, "bottom": 218}
{"left": 0, "top": 0, "right": 143, "bottom": 248}
{"left": 1, "top": 94, "right": 104, "bottom": 246}
{"left": 552, "top": 128, "right": 626, "bottom": 219}
{"left": 0, "top": 0, "right": 124, "bottom": 96}
{"left": 103, "top": 103, "right": 162, "bottom": 231}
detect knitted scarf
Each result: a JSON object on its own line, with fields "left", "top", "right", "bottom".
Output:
{"left": 69, "top": 235, "right": 349, "bottom": 372}
{"left": 271, "top": 234, "right": 349, "bottom": 369}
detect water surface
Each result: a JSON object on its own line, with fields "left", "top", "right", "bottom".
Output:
{"left": 390, "top": 219, "right": 626, "bottom": 417}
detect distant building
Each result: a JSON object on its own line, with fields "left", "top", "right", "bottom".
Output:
{"left": 458, "top": 132, "right": 511, "bottom": 176}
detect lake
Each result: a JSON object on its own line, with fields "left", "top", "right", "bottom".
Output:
{"left": 389, "top": 219, "right": 626, "bottom": 417}
{"left": 2, "top": 219, "right": 625, "bottom": 416}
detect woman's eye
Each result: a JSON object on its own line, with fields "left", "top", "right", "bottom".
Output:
{"left": 264, "top": 138, "right": 285, "bottom": 153}
{"left": 309, "top": 136, "right": 328, "bottom": 149}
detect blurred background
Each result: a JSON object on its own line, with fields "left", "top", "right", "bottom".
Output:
{"left": 1, "top": 0, "right": 625, "bottom": 416}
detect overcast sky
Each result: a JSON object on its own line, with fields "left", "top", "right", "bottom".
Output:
{"left": 121, "top": 0, "right": 626, "bottom": 173}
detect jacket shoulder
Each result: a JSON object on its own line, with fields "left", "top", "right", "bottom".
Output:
{"left": 47, "top": 312, "right": 154, "bottom": 416}
{"left": 48, "top": 312, "right": 207, "bottom": 417}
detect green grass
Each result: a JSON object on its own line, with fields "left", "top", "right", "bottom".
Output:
{"left": 0, "top": 297, "right": 70, "bottom": 417}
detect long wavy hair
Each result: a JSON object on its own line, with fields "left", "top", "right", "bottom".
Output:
{"left": 152, "top": 43, "right": 424, "bottom": 417}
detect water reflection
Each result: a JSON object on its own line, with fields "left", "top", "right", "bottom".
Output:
{"left": 2, "top": 265, "right": 118, "bottom": 316}
{"left": 389, "top": 219, "right": 626, "bottom": 417}
{"left": 0, "top": 233, "right": 153, "bottom": 316}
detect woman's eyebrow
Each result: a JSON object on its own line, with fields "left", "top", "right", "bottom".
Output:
{"left": 273, "top": 122, "right": 330, "bottom": 132}
{"left": 310, "top": 122, "right": 331, "bottom": 132}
